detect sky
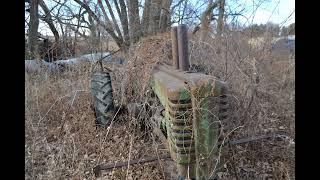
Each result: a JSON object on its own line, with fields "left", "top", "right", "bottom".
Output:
{"left": 27, "top": 0, "right": 295, "bottom": 36}
{"left": 239, "top": 0, "right": 295, "bottom": 26}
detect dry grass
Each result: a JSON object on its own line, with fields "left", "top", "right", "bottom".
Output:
{"left": 25, "top": 30, "right": 294, "bottom": 179}
{"left": 189, "top": 30, "right": 295, "bottom": 179}
{"left": 25, "top": 62, "right": 168, "bottom": 180}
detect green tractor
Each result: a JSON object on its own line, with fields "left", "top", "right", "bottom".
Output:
{"left": 90, "top": 24, "right": 229, "bottom": 179}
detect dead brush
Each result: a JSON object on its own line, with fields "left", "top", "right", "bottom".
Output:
{"left": 189, "top": 28, "right": 294, "bottom": 179}
{"left": 25, "top": 29, "right": 294, "bottom": 179}
{"left": 25, "top": 64, "right": 94, "bottom": 179}
{"left": 114, "top": 32, "right": 173, "bottom": 134}
{"left": 25, "top": 57, "right": 167, "bottom": 179}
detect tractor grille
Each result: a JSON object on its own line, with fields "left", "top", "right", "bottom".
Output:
{"left": 167, "top": 97, "right": 196, "bottom": 163}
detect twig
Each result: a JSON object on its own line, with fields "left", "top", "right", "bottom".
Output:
{"left": 58, "top": 90, "right": 87, "bottom": 136}
{"left": 210, "top": 125, "right": 244, "bottom": 178}
{"left": 36, "top": 94, "right": 70, "bottom": 131}
{"left": 212, "top": 133, "right": 291, "bottom": 147}
{"left": 228, "top": 133, "right": 289, "bottom": 145}
{"left": 91, "top": 48, "right": 121, "bottom": 72}
{"left": 126, "top": 136, "right": 134, "bottom": 179}
{"left": 228, "top": 141, "right": 240, "bottom": 180}
{"left": 93, "top": 154, "right": 171, "bottom": 177}
{"left": 209, "top": 132, "right": 291, "bottom": 178}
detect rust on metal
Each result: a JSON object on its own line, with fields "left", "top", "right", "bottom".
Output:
{"left": 171, "top": 26, "right": 179, "bottom": 69}
{"left": 177, "top": 24, "right": 190, "bottom": 71}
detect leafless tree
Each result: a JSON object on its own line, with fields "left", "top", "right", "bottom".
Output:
{"left": 127, "top": 0, "right": 141, "bottom": 43}
{"left": 159, "top": 0, "right": 172, "bottom": 32}
{"left": 200, "top": 0, "right": 218, "bottom": 41}
{"left": 72, "top": 0, "right": 174, "bottom": 49}
{"left": 39, "top": 0, "right": 59, "bottom": 42}
{"left": 217, "top": 0, "right": 225, "bottom": 36}
{"left": 25, "top": 0, "right": 240, "bottom": 56}
{"left": 142, "top": 0, "right": 151, "bottom": 35}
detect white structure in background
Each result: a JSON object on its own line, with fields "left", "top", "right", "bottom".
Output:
{"left": 25, "top": 52, "right": 113, "bottom": 73}
{"left": 25, "top": 59, "right": 61, "bottom": 73}
{"left": 270, "top": 34, "right": 295, "bottom": 59}
{"left": 54, "top": 52, "right": 111, "bottom": 66}
{"left": 271, "top": 35, "right": 295, "bottom": 49}
{"left": 287, "top": 35, "right": 295, "bottom": 41}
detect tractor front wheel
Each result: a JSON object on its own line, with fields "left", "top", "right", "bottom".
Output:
{"left": 90, "top": 70, "right": 115, "bottom": 126}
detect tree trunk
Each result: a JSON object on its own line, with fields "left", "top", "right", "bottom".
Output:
{"left": 102, "top": 0, "right": 123, "bottom": 41}
{"left": 97, "top": 0, "right": 117, "bottom": 38}
{"left": 200, "top": 0, "right": 217, "bottom": 41}
{"left": 159, "top": 0, "right": 172, "bottom": 32}
{"left": 127, "top": 0, "right": 141, "bottom": 44}
{"left": 28, "top": 0, "right": 40, "bottom": 59}
{"left": 149, "top": 0, "right": 161, "bottom": 34}
{"left": 217, "top": 0, "right": 225, "bottom": 37}
{"left": 118, "top": 0, "right": 130, "bottom": 46}
{"left": 142, "top": 0, "right": 151, "bottom": 35}
{"left": 88, "top": 14, "right": 99, "bottom": 53}
{"left": 112, "top": 0, "right": 122, "bottom": 21}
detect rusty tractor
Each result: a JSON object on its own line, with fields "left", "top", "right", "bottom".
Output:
{"left": 149, "top": 25, "right": 228, "bottom": 179}
{"left": 90, "top": 24, "right": 229, "bottom": 179}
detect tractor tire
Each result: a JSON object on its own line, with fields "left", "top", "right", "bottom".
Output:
{"left": 90, "top": 70, "right": 115, "bottom": 126}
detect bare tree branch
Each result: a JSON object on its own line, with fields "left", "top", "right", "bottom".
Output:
{"left": 73, "top": 0, "right": 124, "bottom": 47}
{"left": 171, "top": 0, "right": 185, "bottom": 12}
{"left": 39, "top": 0, "right": 60, "bottom": 42}
{"left": 101, "top": 0, "right": 123, "bottom": 40}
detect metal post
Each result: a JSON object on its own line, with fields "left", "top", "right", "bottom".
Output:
{"left": 171, "top": 26, "right": 179, "bottom": 69}
{"left": 177, "top": 24, "right": 190, "bottom": 71}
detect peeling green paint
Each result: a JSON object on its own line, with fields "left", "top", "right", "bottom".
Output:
{"left": 178, "top": 89, "right": 190, "bottom": 101}
{"left": 150, "top": 67, "right": 226, "bottom": 179}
